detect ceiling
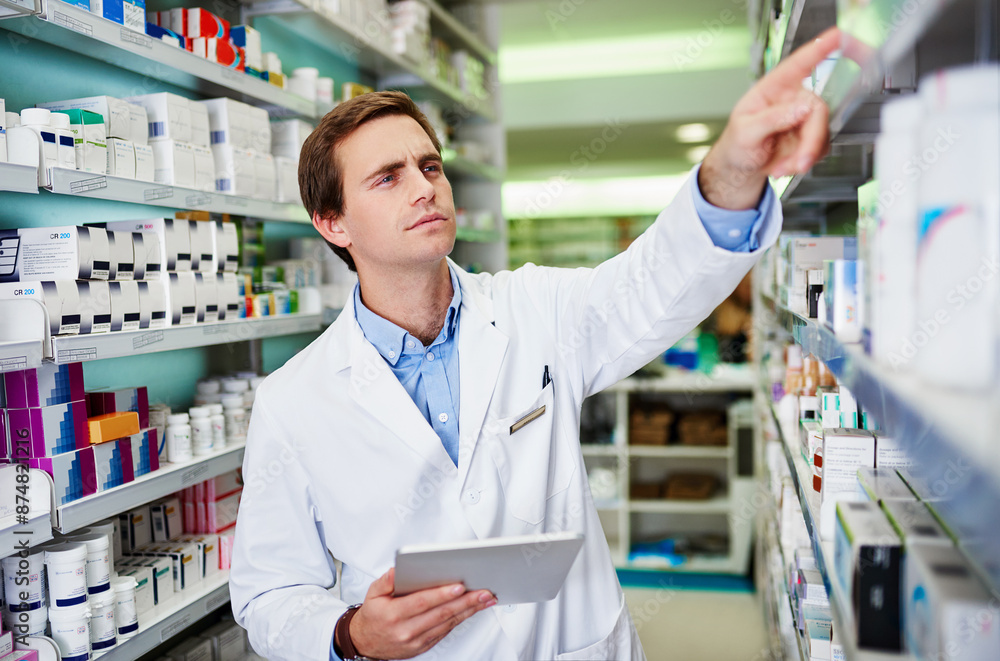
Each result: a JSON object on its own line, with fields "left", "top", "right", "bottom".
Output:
{"left": 498, "top": 0, "right": 755, "bottom": 188}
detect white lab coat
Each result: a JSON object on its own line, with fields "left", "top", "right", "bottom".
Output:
{"left": 230, "top": 169, "right": 781, "bottom": 661}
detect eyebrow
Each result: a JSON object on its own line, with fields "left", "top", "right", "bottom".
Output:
{"left": 362, "top": 152, "right": 443, "bottom": 185}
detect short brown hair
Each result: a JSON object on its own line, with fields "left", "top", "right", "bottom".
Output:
{"left": 298, "top": 91, "right": 443, "bottom": 271}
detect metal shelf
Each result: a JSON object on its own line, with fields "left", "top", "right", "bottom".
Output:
{"left": 420, "top": 0, "right": 495, "bottom": 65}
{"left": 96, "top": 570, "right": 232, "bottom": 660}
{"left": 0, "top": 1, "right": 315, "bottom": 118}
{"left": 0, "top": 340, "right": 44, "bottom": 373}
{"left": 608, "top": 366, "right": 755, "bottom": 394}
{"left": 0, "top": 162, "right": 40, "bottom": 194}
{"left": 624, "top": 553, "right": 743, "bottom": 574}
{"left": 580, "top": 444, "right": 619, "bottom": 457}
{"left": 0, "top": 0, "right": 38, "bottom": 19}
{"left": 0, "top": 513, "right": 53, "bottom": 558}
{"left": 51, "top": 314, "right": 322, "bottom": 364}
{"left": 765, "top": 296, "right": 1000, "bottom": 590}
{"left": 242, "top": 0, "right": 495, "bottom": 121}
{"left": 442, "top": 150, "right": 502, "bottom": 182}
{"left": 765, "top": 400, "right": 912, "bottom": 661}
{"left": 56, "top": 443, "right": 245, "bottom": 533}
{"left": 46, "top": 168, "right": 310, "bottom": 223}
{"left": 627, "top": 445, "right": 731, "bottom": 459}
{"left": 629, "top": 495, "right": 731, "bottom": 515}
{"left": 455, "top": 226, "right": 500, "bottom": 243}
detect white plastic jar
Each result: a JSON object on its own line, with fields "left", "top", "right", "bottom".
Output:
{"left": 89, "top": 589, "right": 118, "bottom": 652}
{"left": 43, "top": 542, "right": 88, "bottom": 608}
{"left": 189, "top": 406, "right": 213, "bottom": 456}
{"left": 113, "top": 575, "right": 139, "bottom": 638}
{"left": 3, "top": 604, "right": 47, "bottom": 636}
{"left": 222, "top": 395, "right": 246, "bottom": 445}
{"left": 208, "top": 403, "right": 226, "bottom": 449}
{"left": 70, "top": 532, "right": 111, "bottom": 595}
{"left": 81, "top": 520, "right": 118, "bottom": 575}
{"left": 48, "top": 601, "right": 92, "bottom": 661}
{"left": 48, "top": 111, "right": 77, "bottom": 170}
{"left": 2, "top": 548, "right": 45, "bottom": 611}
{"left": 166, "top": 412, "right": 193, "bottom": 462}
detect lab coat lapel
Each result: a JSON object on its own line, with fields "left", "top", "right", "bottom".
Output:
{"left": 455, "top": 271, "right": 508, "bottom": 476}
{"left": 345, "top": 316, "right": 456, "bottom": 474}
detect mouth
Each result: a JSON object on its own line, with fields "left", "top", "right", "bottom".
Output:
{"left": 408, "top": 213, "right": 449, "bottom": 230}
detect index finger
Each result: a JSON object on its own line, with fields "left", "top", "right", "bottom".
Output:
{"left": 392, "top": 582, "right": 470, "bottom": 616}
{"left": 758, "top": 28, "right": 842, "bottom": 99}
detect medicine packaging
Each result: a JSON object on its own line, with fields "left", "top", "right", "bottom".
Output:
{"left": 198, "top": 98, "right": 251, "bottom": 149}
{"left": 211, "top": 143, "right": 255, "bottom": 196}
{"left": 270, "top": 119, "right": 313, "bottom": 160}
{"left": 169, "top": 272, "right": 198, "bottom": 325}
{"left": 28, "top": 445, "right": 97, "bottom": 505}
{"left": 88, "top": 386, "right": 149, "bottom": 427}
{"left": 130, "top": 229, "right": 162, "bottom": 280}
{"left": 119, "top": 506, "right": 152, "bottom": 552}
{"left": 881, "top": 499, "right": 951, "bottom": 545}
{"left": 192, "top": 143, "right": 215, "bottom": 192}
{"left": 129, "top": 428, "right": 160, "bottom": 476}
{"left": 5, "top": 400, "right": 89, "bottom": 457}
{"left": 0, "top": 225, "right": 110, "bottom": 282}
{"left": 79, "top": 279, "right": 112, "bottom": 334}
{"left": 217, "top": 272, "right": 241, "bottom": 320}
{"left": 274, "top": 155, "right": 300, "bottom": 203}
{"left": 176, "top": 535, "right": 221, "bottom": 578}
{"left": 125, "top": 92, "right": 192, "bottom": 143}
{"left": 150, "top": 139, "right": 196, "bottom": 188}
{"left": 195, "top": 272, "right": 220, "bottom": 322}
{"left": 39, "top": 96, "right": 131, "bottom": 141}
{"left": 246, "top": 105, "right": 271, "bottom": 153}
{"left": 823, "top": 259, "right": 862, "bottom": 343}
{"left": 252, "top": 151, "right": 277, "bottom": 201}
{"left": 2, "top": 362, "right": 84, "bottom": 408}
{"left": 93, "top": 437, "right": 135, "bottom": 491}
{"left": 215, "top": 221, "right": 238, "bottom": 272}
{"left": 106, "top": 137, "right": 136, "bottom": 179}
{"left": 0, "top": 280, "right": 83, "bottom": 335}
{"left": 6, "top": 122, "right": 56, "bottom": 187}
{"left": 201, "top": 620, "right": 246, "bottom": 661}
{"left": 188, "top": 220, "right": 217, "bottom": 274}
{"left": 137, "top": 279, "right": 169, "bottom": 329}
{"left": 116, "top": 565, "right": 155, "bottom": 614}
{"left": 231, "top": 25, "right": 263, "bottom": 71}
{"left": 109, "top": 279, "right": 141, "bottom": 331}
{"left": 834, "top": 500, "right": 902, "bottom": 651}
{"left": 100, "top": 218, "right": 192, "bottom": 273}
{"left": 107, "top": 230, "right": 135, "bottom": 280}
{"left": 87, "top": 411, "right": 140, "bottom": 445}
{"left": 189, "top": 102, "right": 210, "bottom": 147}
{"left": 183, "top": 7, "right": 230, "bottom": 39}
{"left": 55, "top": 108, "right": 107, "bottom": 174}
{"left": 134, "top": 142, "right": 155, "bottom": 182}
{"left": 818, "top": 428, "right": 874, "bottom": 539}
{"left": 122, "top": 554, "right": 173, "bottom": 605}
{"left": 855, "top": 467, "right": 915, "bottom": 503}
{"left": 904, "top": 543, "right": 1000, "bottom": 660}
{"left": 145, "top": 22, "right": 185, "bottom": 49}
{"left": 150, "top": 496, "right": 183, "bottom": 542}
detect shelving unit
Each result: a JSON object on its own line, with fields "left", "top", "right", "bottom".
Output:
{"left": 0, "top": 339, "right": 44, "bottom": 373}
{"left": 581, "top": 368, "right": 756, "bottom": 574}
{"left": 47, "top": 168, "right": 311, "bottom": 223}
{"left": 752, "top": 0, "right": 997, "bottom": 656}
{"left": 0, "top": 513, "right": 53, "bottom": 558}
{"left": 0, "top": 0, "right": 315, "bottom": 117}
{"left": 49, "top": 314, "right": 322, "bottom": 364}
{"left": 97, "top": 571, "right": 232, "bottom": 661}
{"left": 55, "top": 443, "right": 245, "bottom": 532}
{"left": 0, "top": 162, "right": 39, "bottom": 194}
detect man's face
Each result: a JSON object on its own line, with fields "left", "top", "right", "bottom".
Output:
{"left": 320, "top": 114, "right": 456, "bottom": 273}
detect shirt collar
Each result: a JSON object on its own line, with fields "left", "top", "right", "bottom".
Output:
{"left": 353, "top": 265, "right": 462, "bottom": 366}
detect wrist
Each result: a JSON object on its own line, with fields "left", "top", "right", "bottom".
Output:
{"left": 334, "top": 604, "right": 380, "bottom": 661}
{"left": 698, "top": 149, "right": 768, "bottom": 211}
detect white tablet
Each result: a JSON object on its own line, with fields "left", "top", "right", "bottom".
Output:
{"left": 394, "top": 531, "right": 585, "bottom": 605}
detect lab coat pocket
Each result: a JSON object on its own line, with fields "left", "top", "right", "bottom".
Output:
{"left": 492, "top": 383, "right": 573, "bottom": 525}
{"left": 556, "top": 597, "right": 640, "bottom": 661}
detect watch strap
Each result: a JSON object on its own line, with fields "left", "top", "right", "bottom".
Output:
{"left": 334, "top": 604, "right": 364, "bottom": 660}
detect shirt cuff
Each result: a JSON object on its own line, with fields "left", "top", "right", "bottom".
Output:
{"left": 691, "top": 163, "right": 773, "bottom": 253}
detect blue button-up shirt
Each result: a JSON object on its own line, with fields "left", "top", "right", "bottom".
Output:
{"left": 332, "top": 171, "right": 768, "bottom": 661}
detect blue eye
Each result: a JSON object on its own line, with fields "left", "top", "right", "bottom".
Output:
{"left": 424, "top": 164, "right": 440, "bottom": 173}
{"left": 380, "top": 174, "right": 395, "bottom": 184}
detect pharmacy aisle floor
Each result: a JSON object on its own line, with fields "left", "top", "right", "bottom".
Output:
{"left": 624, "top": 587, "right": 769, "bottom": 660}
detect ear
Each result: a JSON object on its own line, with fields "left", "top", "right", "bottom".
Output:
{"left": 313, "top": 211, "right": 351, "bottom": 249}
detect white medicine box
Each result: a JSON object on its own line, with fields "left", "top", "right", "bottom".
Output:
{"left": 137, "top": 279, "right": 168, "bottom": 329}
{"left": 125, "top": 92, "right": 192, "bottom": 143}
{"left": 0, "top": 226, "right": 111, "bottom": 282}
{"left": 109, "top": 280, "right": 141, "bottom": 332}
{"left": 38, "top": 96, "right": 131, "bottom": 141}
{"left": 197, "top": 98, "right": 251, "bottom": 148}
{"left": 211, "top": 144, "right": 255, "bottom": 197}
{"left": 133, "top": 142, "right": 155, "bottom": 182}
{"left": 0, "top": 280, "right": 82, "bottom": 335}
{"left": 80, "top": 279, "right": 112, "bottom": 334}
{"left": 194, "top": 272, "right": 219, "bottom": 322}
{"left": 106, "top": 138, "right": 136, "bottom": 179}
{"left": 100, "top": 218, "right": 192, "bottom": 273}
{"left": 168, "top": 272, "right": 197, "bottom": 326}
{"left": 150, "top": 139, "right": 196, "bottom": 189}
{"left": 130, "top": 231, "right": 162, "bottom": 281}
{"left": 107, "top": 230, "right": 135, "bottom": 281}
{"left": 188, "top": 221, "right": 216, "bottom": 274}
{"left": 215, "top": 221, "right": 238, "bottom": 272}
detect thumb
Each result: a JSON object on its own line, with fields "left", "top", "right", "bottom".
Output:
{"left": 367, "top": 568, "right": 395, "bottom": 599}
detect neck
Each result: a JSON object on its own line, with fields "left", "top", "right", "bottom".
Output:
{"left": 356, "top": 259, "right": 454, "bottom": 346}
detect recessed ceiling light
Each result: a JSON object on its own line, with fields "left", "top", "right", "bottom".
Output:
{"left": 686, "top": 145, "right": 711, "bottom": 163}
{"left": 675, "top": 123, "right": 712, "bottom": 143}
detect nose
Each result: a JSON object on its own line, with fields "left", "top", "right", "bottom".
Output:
{"left": 408, "top": 165, "right": 436, "bottom": 205}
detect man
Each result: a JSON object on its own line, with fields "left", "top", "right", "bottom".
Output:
{"left": 231, "top": 29, "right": 840, "bottom": 661}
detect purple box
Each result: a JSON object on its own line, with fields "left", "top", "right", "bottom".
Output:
{"left": 94, "top": 438, "right": 135, "bottom": 491}
{"left": 29, "top": 446, "right": 97, "bottom": 505}
{"left": 130, "top": 428, "right": 159, "bottom": 476}
{"left": 2, "top": 363, "right": 85, "bottom": 409}
{"left": 86, "top": 386, "right": 149, "bottom": 428}
{"left": 5, "top": 401, "right": 89, "bottom": 458}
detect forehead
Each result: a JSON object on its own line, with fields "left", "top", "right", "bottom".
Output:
{"left": 337, "top": 114, "right": 436, "bottom": 178}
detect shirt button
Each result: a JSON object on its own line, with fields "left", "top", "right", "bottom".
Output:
{"left": 388, "top": 350, "right": 396, "bottom": 358}
{"left": 463, "top": 489, "right": 480, "bottom": 505}
{"left": 438, "top": 413, "right": 449, "bottom": 423}
{"left": 503, "top": 604, "right": 517, "bottom": 613}
{"left": 728, "top": 228, "right": 741, "bottom": 238}
{"left": 427, "top": 352, "right": 435, "bottom": 361}
{"left": 407, "top": 340, "right": 415, "bottom": 349}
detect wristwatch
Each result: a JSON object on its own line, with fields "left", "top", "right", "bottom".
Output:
{"left": 333, "top": 604, "right": 382, "bottom": 661}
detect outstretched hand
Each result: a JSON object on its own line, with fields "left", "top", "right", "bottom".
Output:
{"left": 699, "top": 28, "right": 842, "bottom": 210}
